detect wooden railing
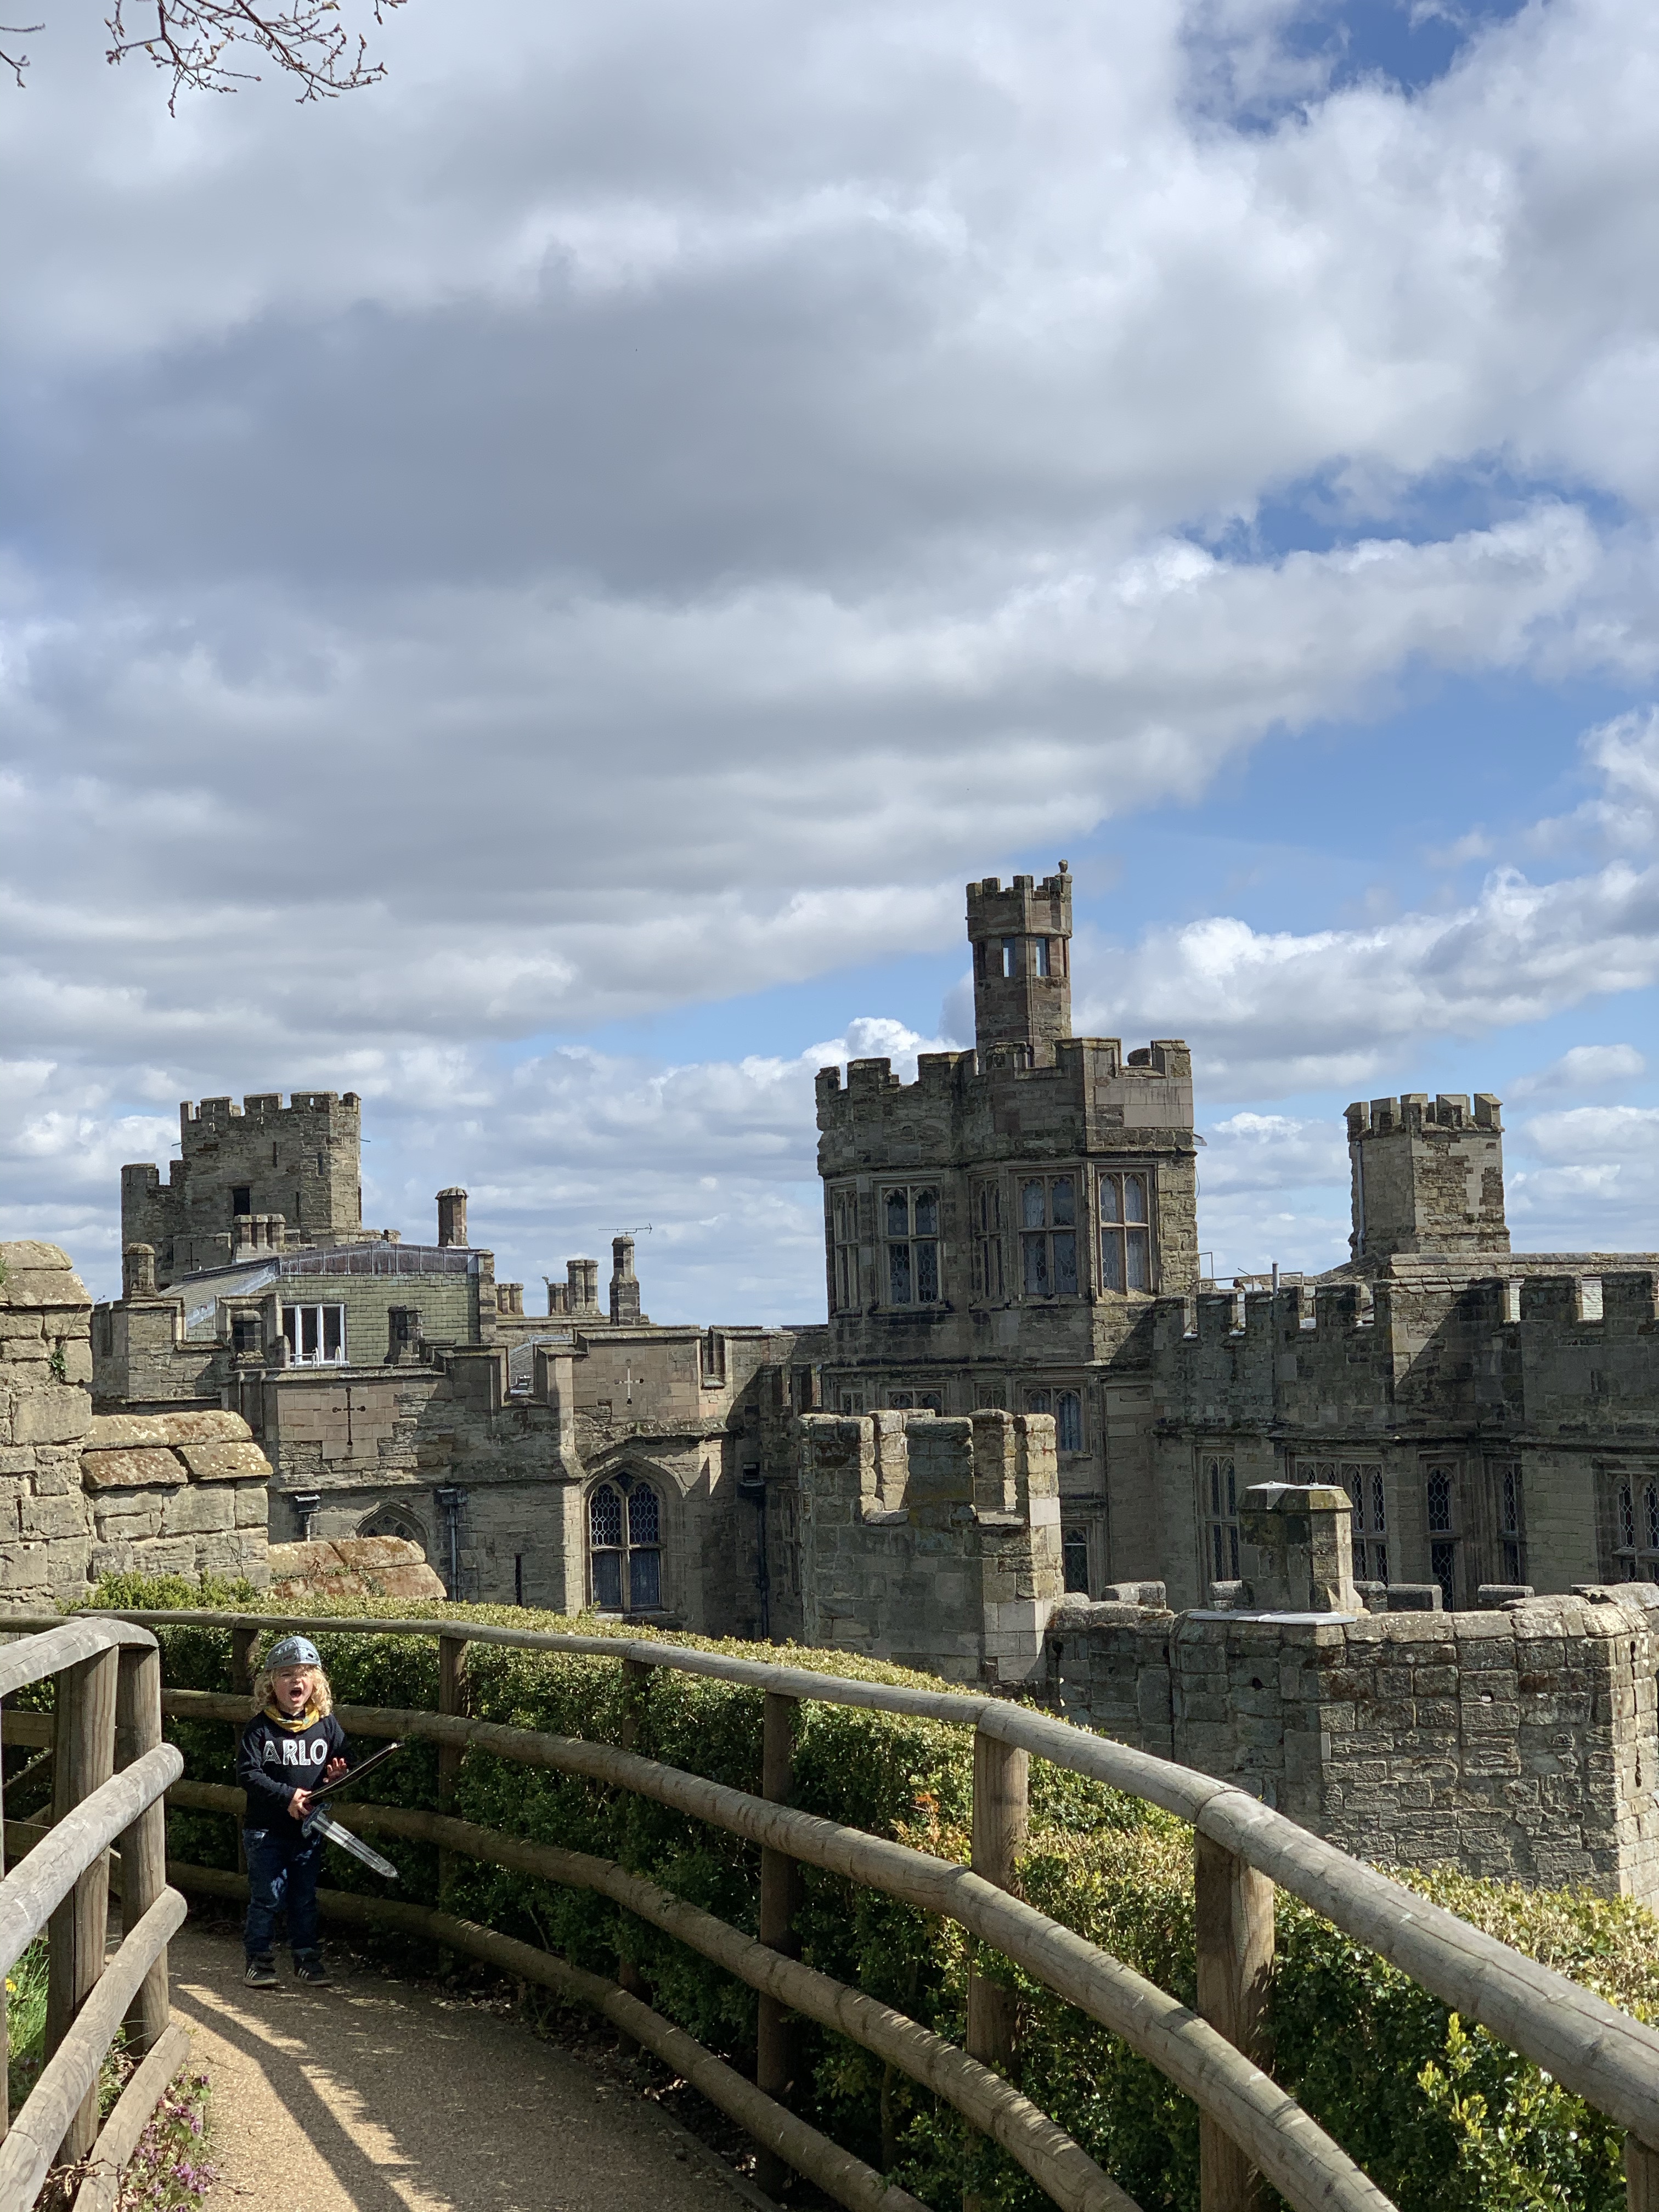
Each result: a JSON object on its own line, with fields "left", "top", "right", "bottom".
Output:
{"left": 21, "top": 1607, "right": 1659, "bottom": 2212}
{"left": 0, "top": 1618, "right": 187, "bottom": 2211}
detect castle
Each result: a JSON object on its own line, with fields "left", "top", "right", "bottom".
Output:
{"left": 0, "top": 860, "right": 1647, "bottom": 1895}
{"left": 85, "top": 864, "right": 1659, "bottom": 1640}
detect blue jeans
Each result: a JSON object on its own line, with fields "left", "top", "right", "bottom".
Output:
{"left": 244, "top": 1826, "right": 325, "bottom": 1960}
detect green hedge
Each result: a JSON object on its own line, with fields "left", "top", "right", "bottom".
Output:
{"left": 91, "top": 1578, "right": 1658, "bottom": 2212}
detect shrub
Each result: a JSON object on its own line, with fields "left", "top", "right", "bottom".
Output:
{"left": 94, "top": 1578, "right": 1659, "bottom": 2212}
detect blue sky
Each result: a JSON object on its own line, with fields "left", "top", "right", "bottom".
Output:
{"left": 3, "top": 0, "right": 1659, "bottom": 1318}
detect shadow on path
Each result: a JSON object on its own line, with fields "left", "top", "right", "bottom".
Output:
{"left": 170, "top": 1915, "right": 745, "bottom": 2212}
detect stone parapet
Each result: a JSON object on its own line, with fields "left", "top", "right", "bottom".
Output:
{"left": 1047, "top": 1582, "right": 1659, "bottom": 1904}
{"left": 1, "top": 1242, "right": 272, "bottom": 1600}
{"left": 797, "top": 1408, "right": 1063, "bottom": 1685}
{"left": 80, "top": 1407, "right": 271, "bottom": 1588}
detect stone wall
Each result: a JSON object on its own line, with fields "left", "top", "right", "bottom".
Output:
{"left": 1047, "top": 1584, "right": 1659, "bottom": 1904}
{"left": 796, "top": 1408, "right": 1063, "bottom": 1684}
{"left": 81, "top": 1411, "right": 271, "bottom": 1587}
{"left": 1144, "top": 1259, "right": 1659, "bottom": 1611}
{"left": 0, "top": 1241, "right": 271, "bottom": 1600}
{"left": 0, "top": 1241, "right": 99, "bottom": 1600}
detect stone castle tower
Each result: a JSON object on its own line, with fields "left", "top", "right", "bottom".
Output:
{"left": 1346, "top": 1092, "right": 1509, "bottom": 1261}
{"left": 813, "top": 865, "right": 1200, "bottom": 1596}
{"left": 121, "top": 1091, "right": 365, "bottom": 1288}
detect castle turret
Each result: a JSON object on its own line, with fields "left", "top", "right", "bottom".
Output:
{"left": 120, "top": 1090, "right": 363, "bottom": 1286}
{"left": 966, "top": 867, "right": 1071, "bottom": 1063}
{"left": 1346, "top": 1092, "right": 1508, "bottom": 1261}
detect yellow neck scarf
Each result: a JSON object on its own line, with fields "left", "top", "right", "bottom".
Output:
{"left": 265, "top": 1700, "right": 320, "bottom": 1731}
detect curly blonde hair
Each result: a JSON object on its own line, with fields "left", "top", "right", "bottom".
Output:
{"left": 251, "top": 1662, "right": 335, "bottom": 1718}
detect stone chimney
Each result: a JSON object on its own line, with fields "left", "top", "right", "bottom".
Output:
{"left": 610, "top": 1235, "right": 641, "bottom": 1325}
{"left": 437, "top": 1187, "right": 469, "bottom": 1249}
{"left": 122, "top": 1244, "right": 157, "bottom": 1300}
{"left": 387, "top": 1306, "right": 424, "bottom": 1365}
{"left": 567, "top": 1259, "right": 600, "bottom": 1317}
{"left": 1237, "top": 1483, "right": 1358, "bottom": 1614}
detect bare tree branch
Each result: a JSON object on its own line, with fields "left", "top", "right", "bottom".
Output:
{"left": 102, "top": 0, "right": 407, "bottom": 110}
{"left": 1, "top": 20, "right": 44, "bottom": 87}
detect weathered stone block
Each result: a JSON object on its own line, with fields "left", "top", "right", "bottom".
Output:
{"left": 233, "top": 1482, "right": 268, "bottom": 1528}
{"left": 161, "top": 1486, "right": 236, "bottom": 1536}
{"left": 12, "top": 1390, "right": 91, "bottom": 1447}
{"left": 20, "top": 1492, "right": 89, "bottom": 1542}
{"left": 81, "top": 1448, "right": 182, "bottom": 1491}
{"left": 178, "top": 1441, "right": 272, "bottom": 1484}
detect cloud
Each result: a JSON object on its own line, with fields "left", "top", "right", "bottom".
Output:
{"left": 1075, "top": 708, "right": 1659, "bottom": 1098}
{"left": 15, "top": 0, "right": 1659, "bottom": 1305}
{"left": 18, "top": 1018, "right": 956, "bottom": 1313}
{"left": 1509, "top": 1043, "right": 1647, "bottom": 1097}
{"left": 1508, "top": 1104, "right": 1659, "bottom": 1253}
{"left": 1190, "top": 1110, "right": 1352, "bottom": 1281}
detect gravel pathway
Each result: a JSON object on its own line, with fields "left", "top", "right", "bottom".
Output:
{"left": 168, "top": 1916, "right": 752, "bottom": 2212}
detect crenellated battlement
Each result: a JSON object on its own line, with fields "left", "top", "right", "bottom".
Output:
{"left": 183, "top": 1090, "right": 360, "bottom": 1131}
{"left": 815, "top": 1037, "right": 1191, "bottom": 1110}
{"left": 1346, "top": 1091, "right": 1502, "bottom": 1138}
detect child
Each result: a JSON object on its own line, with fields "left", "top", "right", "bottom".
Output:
{"left": 236, "top": 1634, "right": 349, "bottom": 1988}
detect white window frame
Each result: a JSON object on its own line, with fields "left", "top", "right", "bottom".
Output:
{"left": 282, "top": 1302, "right": 346, "bottom": 1367}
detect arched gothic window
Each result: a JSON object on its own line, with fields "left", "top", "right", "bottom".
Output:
{"left": 588, "top": 1474, "right": 663, "bottom": 1613}
{"left": 357, "top": 1504, "right": 429, "bottom": 1553}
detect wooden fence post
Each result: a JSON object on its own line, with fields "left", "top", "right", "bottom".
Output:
{"left": 755, "top": 1690, "right": 800, "bottom": 2199}
{"left": 616, "top": 1658, "right": 651, "bottom": 2039}
{"left": 1629, "top": 2137, "right": 1659, "bottom": 2212}
{"left": 438, "top": 1633, "right": 469, "bottom": 1909}
{"left": 115, "top": 1643, "right": 170, "bottom": 2055}
{"left": 46, "top": 1645, "right": 120, "bottom": 2163}
{"left": 966, "top": 1730, "right": 1027, "bottom": 2076}
{"left": 1195, "top": 1832, "right": 1275, "bottom": 2212}
{"left": 229, "top": 1626, "right": 261, "bottom": 1701}
{"left": 230, "top": 1625, "right": 260, "bottom": 1881}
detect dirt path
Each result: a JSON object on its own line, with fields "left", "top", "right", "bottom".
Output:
{"left": 168, "top": 1916, "right": 752, "bottom": 2212}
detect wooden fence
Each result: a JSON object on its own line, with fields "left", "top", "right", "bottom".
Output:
{"left": 12, "top": 1607, "right": 1659, "bottom": 2212}
{"left": 0, "top": 1618, "right": 186, "bottom": 2212}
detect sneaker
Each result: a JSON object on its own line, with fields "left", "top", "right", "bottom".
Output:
{"left": 244, "top": 1956, "right": 278, "bottom": 1989}
{"left": 293, "top": 1953, "right": 330, "bottom": 1984}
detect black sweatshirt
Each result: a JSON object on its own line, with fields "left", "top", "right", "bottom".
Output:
{"left": 236, "top": 1709, "right": 349, "bottom": 1832}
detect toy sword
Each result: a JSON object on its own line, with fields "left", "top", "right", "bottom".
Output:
{"left": 306, "top": 1740, "right": 404, "bottom": 1808}
{"left": 299, "top": 1742, "right": 405, "bottom": 1880}
{"left": 301, "top": 1803, "right": 400, "bottom": 1881}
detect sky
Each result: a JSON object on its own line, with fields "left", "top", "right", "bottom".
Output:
{"left": 4, "top": 0, "right": 1659, "bottom": 1320}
